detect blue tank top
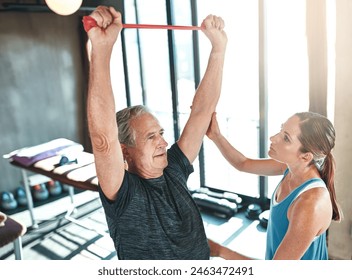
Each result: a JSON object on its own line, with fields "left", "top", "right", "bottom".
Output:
{"left": 265, "top": 170, "right": 328, "bottom": 260}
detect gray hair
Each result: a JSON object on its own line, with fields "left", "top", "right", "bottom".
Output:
{"left": 115, "top": 105, "right": 151, "bottom": 146}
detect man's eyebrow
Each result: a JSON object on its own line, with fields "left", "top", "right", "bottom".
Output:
{"left": 145, "top": 128, "right": 164, "bottom": 138}
{"left": 145, "top": 131, "right": 156, "bottom": 138}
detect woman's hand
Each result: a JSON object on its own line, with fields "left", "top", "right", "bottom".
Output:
{"left": 206, "top": 112, "right": 221, "bottom": 141}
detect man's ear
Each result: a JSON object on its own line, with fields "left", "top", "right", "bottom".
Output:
{"left": 121, "top": 144, "right": 129, "bottom": 161}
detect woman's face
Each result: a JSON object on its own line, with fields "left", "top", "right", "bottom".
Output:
{"left": 268, "top": 115, "right": 304, "bottom": 166}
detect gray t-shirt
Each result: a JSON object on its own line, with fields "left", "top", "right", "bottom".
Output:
{"left": 99, "top": 143, "right": 210, "bottom": 260}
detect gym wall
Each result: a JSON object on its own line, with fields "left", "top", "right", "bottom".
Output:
{"left": 0, "top": 11, "right": 88, "bottom": 195}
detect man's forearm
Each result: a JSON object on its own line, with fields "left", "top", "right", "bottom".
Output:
{"left": 87, "top": 51, "right": 117, "bottom": 141}
{"left": 192, "top": 51, "right": 226, "bottom": 114}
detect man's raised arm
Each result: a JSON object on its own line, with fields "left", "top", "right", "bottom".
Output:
{"left": 86, "top": 6, "right": 125, "bottom": 200}
{"left": 178, "top": 14, "right": 228, "bottom": 163}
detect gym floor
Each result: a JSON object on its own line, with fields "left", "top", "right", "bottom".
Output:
{"left": 1, "top": 190, "right": 267, "bottom": 260}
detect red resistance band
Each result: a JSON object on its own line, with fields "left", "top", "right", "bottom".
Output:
{"left": 82, "top": 16, "right": 202, "bottom": 33}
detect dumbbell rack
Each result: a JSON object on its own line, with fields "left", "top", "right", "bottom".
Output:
{"left": 19, "top": 172, "right": 75, "bottom": 229}
{"left": 191, "top": 187, "right": 243, "bottom": 218}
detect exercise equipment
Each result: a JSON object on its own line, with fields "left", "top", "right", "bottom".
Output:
{"left": 32, "top": 183, "right": 49, "bottom": 201}
{"left": 5, "top": 138, "right": 98, "bottom": 230}
{"left": 0, "top": 191, "right": 18, "bottom": 210}
{"left": 15, "top": 186, "right": 28, "bottom": 207}
{"left": 58, "top": 155, "right": 78, "bottom": 166}
{"left": 259, "top": 209, "right": 270, "bottom": 229}
{"left": 6, "top": 138, "right": 83, "bottom": 167}
{"left": 47, "top": 180, "right": 62, "bottom": 196}
{"left": 82, "top": 15, "right": 202, "bottom": 33}
{"left": 197, "top": 187, "right": 242, "bottom": 205}
{"left": 246, "top": 203, "right": 262, "bottom": 220}
{"left": 192, "top": 193, "right": 238, "bottom": 218}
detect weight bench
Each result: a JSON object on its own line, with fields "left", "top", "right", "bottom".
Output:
{"left": 4, "top": 139, "right": 104, "bottom": 235}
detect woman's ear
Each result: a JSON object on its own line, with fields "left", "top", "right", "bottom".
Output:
{"left": 301, "top": 152, "right": 313, "bottom": 163}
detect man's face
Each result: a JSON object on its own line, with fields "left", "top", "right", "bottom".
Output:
{"left": 124, "top": 113, "right": 168, "bottom": 178}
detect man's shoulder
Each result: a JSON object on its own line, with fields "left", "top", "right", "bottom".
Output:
{"left": 167, "top": 142, "right": 188, "bottom": 162}
{"left": 167, "top": 142, "right": 180, "bottom": 155}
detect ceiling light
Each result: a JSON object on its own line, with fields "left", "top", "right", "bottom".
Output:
{"left": 45, "top": 0, "right": 83, "bottom": 16}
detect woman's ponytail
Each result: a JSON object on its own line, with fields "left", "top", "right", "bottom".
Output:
{"left": 320, "top": 152, "right": 342, "bottom": 221}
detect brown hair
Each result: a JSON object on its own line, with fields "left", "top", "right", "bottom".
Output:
{"left": 295, "top": 112, "right": 342, "bottom": 221}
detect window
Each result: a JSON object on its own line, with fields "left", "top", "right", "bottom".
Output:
{"left": 197, "top": 0, "right": 260, "bottom": 198}
{"left": 266, "top": 0, "right": 310, "bottom": 197}
{"left": 110, "top": 36, "right": 128, "bottom": 111}
{"left": 171, "top": 0, "right": 200, "bottom": 188}
{"left": 124, "top": 0, "right": 175, "bottom": 145}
